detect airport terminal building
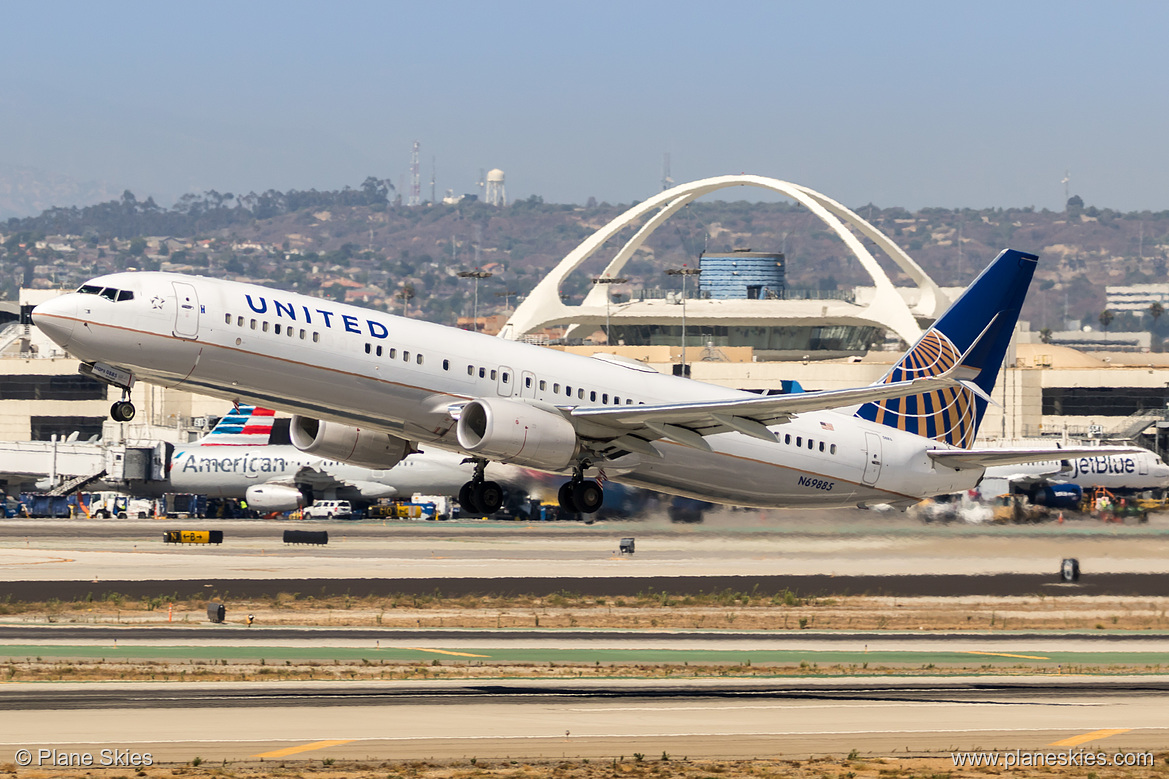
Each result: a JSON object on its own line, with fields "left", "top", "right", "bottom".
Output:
{"left": 5, "top": 175, "right": 1169, "bottom": 489}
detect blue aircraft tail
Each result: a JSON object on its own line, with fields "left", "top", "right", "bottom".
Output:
{"left": 854, "top": 248, "right": 1038, "bottom": 448}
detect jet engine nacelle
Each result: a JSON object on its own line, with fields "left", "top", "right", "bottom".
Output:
{"left": 245, "top": 483, "right": 306, "bottom": 513}
{"left": 456, "top": 398, "right": 578, "bottom": 471}
{"left": 289, "top": 416, "right": 412, "bottom": 470}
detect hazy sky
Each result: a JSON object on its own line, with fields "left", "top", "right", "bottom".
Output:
{"left": 3, "top": 1, "right": 1167, "bottom": 213}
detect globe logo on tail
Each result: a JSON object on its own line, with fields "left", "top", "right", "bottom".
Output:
{"left": 864, "top": 330, "right": 979, "bottom": 448}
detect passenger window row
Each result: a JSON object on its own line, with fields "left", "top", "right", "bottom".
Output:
{"left": 781, "top": 432, "right": 837, "bottom": 455}
{"left": 225, "top": 313, "right": 319, "bottom": 343}
{"left": 362, "top": 341, "right": 424, "bottom": 365}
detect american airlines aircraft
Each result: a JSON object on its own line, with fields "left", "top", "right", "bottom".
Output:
{"left": 153, "top": 404, "right": 505, "bottom": 512}
{"left": 31, "top": 248, "right": 1139, "bottom": 514}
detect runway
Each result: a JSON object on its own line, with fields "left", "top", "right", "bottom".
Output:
{"left": 0, "top": 677, "right": 1163, "bottom": 761}
{"left": 3, "top": 514, "right": 1169, "bottom": 593}
{"left": 2, "top": 514, "right": 1167, "bottom": 761}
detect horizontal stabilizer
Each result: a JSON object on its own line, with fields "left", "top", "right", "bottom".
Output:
{"left": 929, "top": 446, "right": 1144, "bottom": 470}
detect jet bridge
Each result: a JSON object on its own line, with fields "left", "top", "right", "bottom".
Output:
{"left": 0, "top": 440, "right": 171, "bottom": 495}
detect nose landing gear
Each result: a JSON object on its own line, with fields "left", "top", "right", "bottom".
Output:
{"left": 458, "top": 459, "right": 504, "bottom": 515}
{"left": 557, "top": 463, "right": 604, "bottom": 514}
{"left": 110, "top": 392, "right": 136, "bottom": 422}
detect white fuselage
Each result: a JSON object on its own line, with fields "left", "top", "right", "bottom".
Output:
{"left": 33, "top": 273, "right": 984, "bottom": 508}
{"left": 164, "top": 444, "right": 480, "bottom": 500}
{"left": 982, "top": 447, "right": 1169, "bottom": 493}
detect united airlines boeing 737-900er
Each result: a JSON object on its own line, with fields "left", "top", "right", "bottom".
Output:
{"left": 31, "top": 248, "right": 1141, "bottom": 514}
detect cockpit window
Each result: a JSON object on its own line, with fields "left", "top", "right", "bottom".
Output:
{"left": 77, "top": 285, "right": 133, "bottom": 302}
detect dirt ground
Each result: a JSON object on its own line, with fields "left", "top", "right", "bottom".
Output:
{"left": 4, "top": 591, "right": 1168, "bottom": 682}
{"left": 11, "top": 590, "right": 1169, "bottom": 633}
{"left": 3, "top": 754, "right": 1167, "bottom": 779}
{"left": 3, "top": 593, "right": 1168, "bottom": 775}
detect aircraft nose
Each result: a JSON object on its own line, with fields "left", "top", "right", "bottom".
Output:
{"left": 31, "top": 294, "right": 78, "bottom": 348}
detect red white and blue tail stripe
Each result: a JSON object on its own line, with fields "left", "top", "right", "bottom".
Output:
{"left": 195, "top": 405, "right": 276, "bottom": 446}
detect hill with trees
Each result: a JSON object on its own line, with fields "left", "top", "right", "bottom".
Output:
{"left": 5, "top": 179, "right": 1169, "bottom": 333}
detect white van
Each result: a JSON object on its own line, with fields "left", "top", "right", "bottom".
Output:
{"left": 303, "top": 500, "right": 353, "bottom": 519}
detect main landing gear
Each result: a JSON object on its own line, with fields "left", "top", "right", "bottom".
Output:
{"left": 458, "top": 459, "right": 504, "bottom": 515}
{"left": 557, "top": 464, "right": 603, "bottom": 515}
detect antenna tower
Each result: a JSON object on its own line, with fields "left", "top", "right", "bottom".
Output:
{"left": 408, "top": 141, "right": 421, "bottom": 206}
{"left": 1061, "top": 169, "right": 1070, "bottom": 203}
{"left": 661, "top": 152, "right": 674, "bottom": 191}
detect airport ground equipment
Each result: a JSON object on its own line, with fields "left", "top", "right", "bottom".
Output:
{"left": 206, "top": 602, "right": 226, "bottom": 623}
{"left": 1061, "top": 558, "right": 1080, "bottom": 582}
{"left": 619, "top": 537, "right": 635, "bottom": 554}
{"left": 283, "top": 529, "right": 328, "bottom": 545}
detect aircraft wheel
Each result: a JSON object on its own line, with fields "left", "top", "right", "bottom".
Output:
{"left": 458, "top": 482, "right": 479, "bottom": 513}
{"left": 557, "top": 482, "right": 579, "bottom": 513}
{"left": 474, "top": 481, "right": 504, "bottom": 514}
{"left": 110, "top": 400, "right": 136, "bottom": 422}
{"left": 572, "top": 480, "right": 604, "bottom": 514}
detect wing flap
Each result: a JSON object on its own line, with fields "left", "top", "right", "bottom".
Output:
{"left": 572, "top": 374, "right": 963, "bottom": 445}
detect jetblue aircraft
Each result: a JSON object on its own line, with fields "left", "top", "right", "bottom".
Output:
{"left": 31, "top": 249, "right": 1139, "bottom": 513}
{"left": 980, "top": 442, "right": 1169, "bottom": 496}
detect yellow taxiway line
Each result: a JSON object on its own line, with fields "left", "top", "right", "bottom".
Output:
{"left": 406, "top": 647, "right": 491, "bottom": 658}
{"left": 252, "top": 739, "right": 355, "bottom": 758}
{"left": 1049, "top": 728, "right": 1133, "bottom": 747}
{"left": 965, "top": 650, "right": 1051, "bottom": 660}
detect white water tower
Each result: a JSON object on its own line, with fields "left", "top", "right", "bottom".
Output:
{"left": 485, "top": 168, "right": 506, "bottom": 206}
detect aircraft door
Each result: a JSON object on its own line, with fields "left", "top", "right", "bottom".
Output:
{"left": 1139, "top": 453, "right": 1149, "bottom": 476}
{"left": 497, "top": 366, "right": 514, "bottom": 397}
{"left": 520, "top": 370, "right": 537, "bottom": 398}
{"left": 862, "top": 432, "right": 882, "bottom": 485}
{"left": 172, "top": 282, "right": 200, "bottom": 339}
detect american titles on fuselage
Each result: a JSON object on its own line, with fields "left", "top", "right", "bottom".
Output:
{"left": 177, "top": 451, "right": 295, "bottom": 474}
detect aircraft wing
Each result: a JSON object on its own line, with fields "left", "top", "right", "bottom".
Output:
{"left": 570, "top": 374, "right": 965, "bottom": 454}
{"left": 288, "top": 465, "right": 348, "bottom": 490}
{"left": 291, "top": 465, "right": 397, "bottom": 499}
{"left": 928, "top": 446, "right": 1142, "bottom": 470}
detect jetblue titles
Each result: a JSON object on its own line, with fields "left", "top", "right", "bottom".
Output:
{"left": 1071, "top": 456, "right": 1136, "bottom": 478}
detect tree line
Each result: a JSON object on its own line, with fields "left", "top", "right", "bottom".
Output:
{"left": 3, "top": 177, "right": 396, "bottom": 239}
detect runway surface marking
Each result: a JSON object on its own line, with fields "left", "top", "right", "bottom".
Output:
{"left": 0, "top": 556, "right": 75, "bottom": 567}
{"left": 964, "top": 651, "right": 1051, "bottom": 660}
{"left": 566, "top": 703, "right": 925, "bottom": 712}
{"left": 252, "top": 739, "right": 355, "bottom": 758}
{"left": 1049, "top": 728, "right": 1133, "bottom": 747}
{"left": 405, "top": 647, "right": 491, "bottom": 658}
